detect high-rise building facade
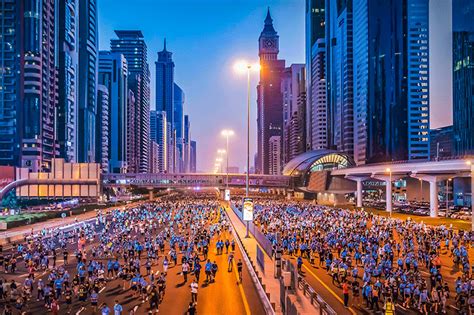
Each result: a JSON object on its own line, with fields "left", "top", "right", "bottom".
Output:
{"left": 96, "top": 85, "right": 109, "bottom": 172}
{"left": 452, "top": 0, "right": 474, "bottom": 155}
{"left": 269, "top": 136, "right": 282, "bottom": 175}
{"left": 326, "top": 0, "right": 354, "bottom": 156}
{"left": 183, "top": 115, "right": 191, "bottom": 173}
{"left": 98, "top": 51, "right": 128, "bottom": 173}
{"left": 174, "top": 83, "right": 185, "bottom": 172}
{"left": 257, "top": 9, "right": 286, "bottom": 174}
{"left": 156, "top": 40, "right": 175, "bottom": 134}
{"left": 190, "top": 141, "right": 197, "bottom": 173}
{"left": 0, "top": 0, "right": 20, "bottom": 167}
{"left": 15, "top": 0, "right": 59, "bottom": 172}
{"left": 111, "top": 30, "right": 150, "bottom": 173}
{"left": 57, "top": 0, "right": 78, "bottom": 163}
{"left": 305, "top": 0, "right": 326, "bottom": 149}
{"left": 281, "top": 64, "right": 306, "bottom": 164}
{"left": 310, "top": 39, "right": 328, "bottom": 150}
{"left": 353, "top": 0, "right": 430, "bottom": 165}
{"left": 150, "top": 110, "right": 167, "bottom": 173}
{"left": 149, "top": 141, "right": 160, "bottom": 173}
{"left": 78, "top": 0, "right": 98, "bottom": 163}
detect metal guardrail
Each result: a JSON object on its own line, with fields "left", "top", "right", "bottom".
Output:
{"left": 297, "top": 275, "right": 337, "bottom": 315}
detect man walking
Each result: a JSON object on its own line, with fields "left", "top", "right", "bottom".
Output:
{"left": 190, "top": 280, "right": 198, "bottom": 303}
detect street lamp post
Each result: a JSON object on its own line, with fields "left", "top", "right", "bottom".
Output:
{"left": 234, "top": 61, "right": 260, "bottom": 197}
{"left": 446, "top": 178, "right": 452, "bottom": 216}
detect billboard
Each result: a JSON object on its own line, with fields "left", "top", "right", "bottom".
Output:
{"left": 242, "top": 197, "right": 254, "bottom": 221}
{"left": 0, "top": 166, "right": 15, "bottom": 190}
{"left": 224, "top": 189, "right": 231, "bottom": 201}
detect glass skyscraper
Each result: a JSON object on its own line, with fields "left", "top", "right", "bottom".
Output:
{"left": 453, "top": 0, "right": 474, "bottom": 155}
{"left": 353, "top": 0, "right": 430, "bottom": 165}
{"left": 78, "top": 0, "right": 98, "bottom": 163}
{"left": 111, "top": 30, "right": 151, "bottom": 173}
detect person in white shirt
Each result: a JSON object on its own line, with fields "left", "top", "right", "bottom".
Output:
{"left": 190, "top": 280, "right": 198, "bottom": 303}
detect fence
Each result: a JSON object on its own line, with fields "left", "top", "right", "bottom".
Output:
{"left": 297, "top": 275, "right": 337, "bottom": 315}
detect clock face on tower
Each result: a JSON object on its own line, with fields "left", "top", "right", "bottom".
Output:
{"left": 264, "top": 39, "right": 274, "bottom": 48}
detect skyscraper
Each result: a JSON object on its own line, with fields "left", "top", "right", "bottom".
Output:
{"left": 326, "top": 0, "right": 354, "bottom": 156}
{"left": 96, "top": 85, "right": 109, "bottom": 172}
{"left": 257, "top": 9, "right": 286, "bottom": 174}
{"left": 174, "top": 83, "right": 185, "bottom": 171}
{"left": 98, "top": 51, "right": 128, "bottom": 173}
{"left": 78, "top": 0, "right": 98, "bottom": 163}
{"left": 0, "top": 0, "right": 20, "bottom": 167}
{"left": 353, "top": 0, "right": 430, "bottom": 165}
{"left": 57, "top": 0, "right": 78, "bottom": 163}
{"left": 452, "top": 0, "right": 474, "bottom": 155}
{"left": 190, "top": 140, "right": 197, "bottom": 173}
{"left": 150, "top": 110, "right": 168, "bottom": 173}
{"left": 155, "top": 40, "right": 180, "bottom": 172}
{"left": 111, "top": 30, "right": 150, "bottom": 173}
{"left": 183, "top": 115, "right": 191, "bottom": 173}
{"left": 310, "top": 39, "right": 328, "bottom": 150}
{"left": 305, "top": 0, "right": 326, "bottom": 149}
{"left": 15, "top": 0, "right": 59, "bottom": 172}
{"left": 281, "top": 64, "right": 306, "bottom": 164}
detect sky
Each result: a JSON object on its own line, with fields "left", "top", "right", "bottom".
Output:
{"left": 98, "top": 0, "right": 452, "bottom": 172}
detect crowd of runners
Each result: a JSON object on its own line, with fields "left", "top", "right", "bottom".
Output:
{"left": 245, "top": 200, "right": 474, "bottom": 314}
{"left": 0, "top": 195, "right": 244, "bottom": 314}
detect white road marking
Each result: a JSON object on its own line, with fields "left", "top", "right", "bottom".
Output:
{"left": 133, "top": 305, "right": 139, "bottom": 312}
{"left": 99, "top": 286, "right": 106, "bottom": 293}
{"left": 75, "top": 306, "right": 85, "bottom": 315}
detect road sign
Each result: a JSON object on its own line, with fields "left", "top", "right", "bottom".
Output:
{"left": 242, "top": 197, "right": 254, "bottom": 221}
{"left": 224, "top": 189, "right": 231, "bottom": 201}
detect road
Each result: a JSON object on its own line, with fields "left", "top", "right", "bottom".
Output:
{"left": 0, "top": 195, "right": 265, "bottom": 315}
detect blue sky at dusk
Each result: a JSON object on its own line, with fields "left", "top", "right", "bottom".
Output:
{"left": 98, "top": 0, "right": 452, "bottom": 172}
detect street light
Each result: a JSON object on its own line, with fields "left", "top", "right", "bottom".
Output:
{"left": 221, "top": 130, "right": 234, "bottom": 189}
{"left": 386, "top": 168, "right": 392, "bottom": 217}
{"left": 446, "top": 178, "right": 452, "bottom": 217}
{"left": 234, "top": 60, "right": 260, "bottom": 198}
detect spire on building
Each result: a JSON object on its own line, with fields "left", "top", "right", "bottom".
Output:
{"left": 163, "top": 38, "right": 167, "bottom": 51}
{"left": 262, "top": 7, "right": 276, "bottom": 34}
{"left": 158, "top": 38, "right": 172, "bottom": 62}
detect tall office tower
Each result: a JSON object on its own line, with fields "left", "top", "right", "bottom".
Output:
{"left": 111, "top": 30, "right": 150, "bottom": 173}
{"left": 0, "top": 0, "right": 19, "bottom": 166}
{"left": 174, "top": 83, "right": 185, "bottom": 172}
{"left": 96, "top": 85, "right": 109, "bottom": 172}
{"left": 310, "top": 39, "right": 328, "bottom": 149}
{"left": 305, "top": 0, "right": 325, "bottom": 149}
{"left": 148, "top": 141, "right": 160, "bottom": 173}
{"left": 78, "top": 0, "right": 98, "bottom": 163}
{"left": 155, "top": 40, "right": 177, "bottom": 172}
{"left": 14, "top": 0, "right": 59, "bottom": 172}
{"left": 98, "top": 51, "right": 128, "bottom": 173}
{"left": 406, "top": 0, "right": 430, "bottom": 160}
{"left": 149, "top": 110, "right": 168, "bottom": 173}
{"left": 281, "top": 64, "right": 306, "bottom": 164}
{"left": 183, "top": 115, "right": 191, "bottom": 173}
{"left": 127, "top": 89, "right": 137, "bottom": 172}
{"left": 326, "top": 0, "right": 354, "bottom": 156}
{"left": 190, "top": 141, "right": 197, "bottom": 173}
{"left": 257, "top": 9, "right": 286, "bottom": 174}
{"left": 452, "top": 0, "right": 474, "bottom": 155}
{"left": 57, "top": 0, "right": 78, "bottom": 163}
{"left": 269, "top": 136, "right": 282, "bottom": 175}
{"left": 353, "top": 0, "right": 430, "bottom": 165}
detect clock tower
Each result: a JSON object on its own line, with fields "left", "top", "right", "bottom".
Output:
{"left": 259, "top": 8, "right": 279, "bottom": 61}
{"left": 256, "top": 8, "right": 286, "bottom": 175}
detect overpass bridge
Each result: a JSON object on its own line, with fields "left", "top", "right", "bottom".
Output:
{"left": 102, "top": 173, "right": 292, "bottom": 189}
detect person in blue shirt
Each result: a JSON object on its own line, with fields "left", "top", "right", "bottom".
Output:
{"left": 113, "top": 300, "right": 123, "bottom": 315}
{"left": 54, "top": 278, "right": 63, "bottom": 299}
{"left": 297, "top": 256, "right": 303, "bottom": 272}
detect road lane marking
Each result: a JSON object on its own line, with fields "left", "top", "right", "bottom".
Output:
{"left": 75, "top": 306, "right": 85, "bottom": 315}
{"left": 99, "top": 286, "right": 106, "bottom": 293}
{"left": 232, "top": 261, "right": 251, "bottom": 315}
{"left": 302, "top": 264, "right": 356, "bottom": 315}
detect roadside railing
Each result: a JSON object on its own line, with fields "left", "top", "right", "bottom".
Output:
{"left": 297, "top": 275, "right": 337, "bottom": 315}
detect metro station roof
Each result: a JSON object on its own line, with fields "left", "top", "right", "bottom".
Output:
{"left": 282, "top": 150, "right": 355, "bottom": 177}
